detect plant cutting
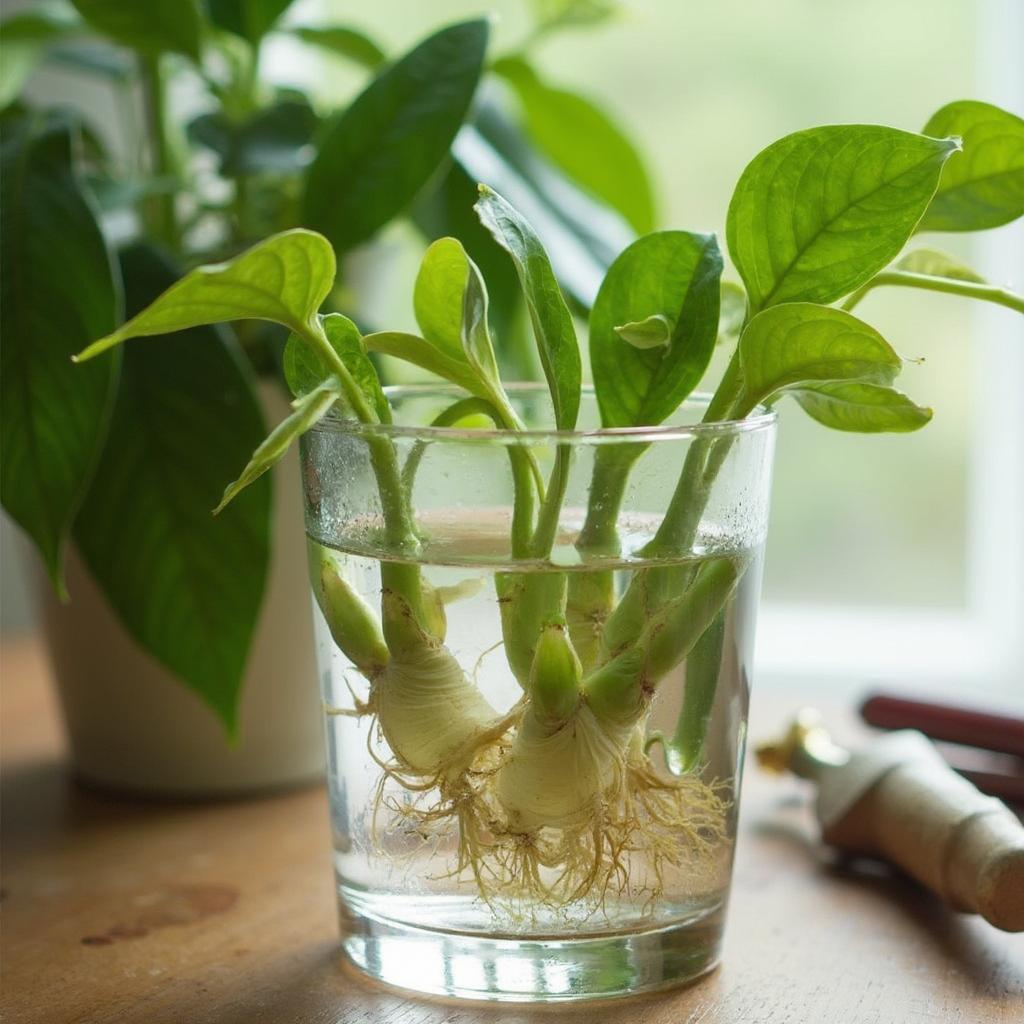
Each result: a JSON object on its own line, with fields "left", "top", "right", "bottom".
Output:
{"left": 75, "top": 99, "right": 1024, "bottom": 999}
{"left": 0, "top": 1, "right": 650, "bottom": 789}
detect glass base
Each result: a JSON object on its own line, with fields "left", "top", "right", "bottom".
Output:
{"left": 338, "top": 891, "right": 725, "bottom": 1003}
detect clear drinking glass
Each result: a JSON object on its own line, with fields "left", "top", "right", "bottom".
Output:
{"left": 300, "top": 384, "right": 776, "bottom": 1002}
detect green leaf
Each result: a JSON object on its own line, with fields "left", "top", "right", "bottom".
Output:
{"left": 893, "top": 248, "right": 986, "bottom": 283}
{"left": 73, "top": 243, "right": 271, "bottom": 733}
{"left": 303, "top": 19, "right": 489, "bottom": 254}
{"left": 727, "top": 125, "right": 959, "bottom": 313}
{"left": 492, "top": 56, "right": 655, "bottom": 234}
{"left": 736, "top": 303, "right": 902, "bottom": 412}
{"left": 74, "top": 229, "right": 336, "bottom": 361}
{"left": 286, "top": 25, "right": 385, "bottom": 69}
{"left": 411, "top": 159, "right": 524, "bottom": 373}
{"left": 69, "top": 0, "right": 203, "bottom": 61}
{"left": 362, "top": 331, "right": 480, "bottom": 394}
{"left": 718, "top": 281, "right": 746, "bottom": 345}
{"left": 919, "top": 100, "right": 1024, "bottom": 232}
{"left": 284, "top": 313, "right": 390, "bottom": 423}
{"left": 454, "top": 95, "right": 633, "bottom": 308}
{"left": 188, "top": 98, "right": 318, "bottom": 175}
{"left": 216, "top": 376, "right": 339, "bottom": 514}
{"left": 0, "top": 3, "right": 83, "bottom": 108}
{"left": 791, "top": 380, "right": 932, "bottom": 433}
{"left": 46, "top": 41, "right": 135, "bottom": 81}
{"left": 207, "top": 0, "right": 294, "bottom": 45}
{"left": 0, "top": 114, "right": 120, "bottom": 595}
{"left": 590, "top": 231, "right": 722, "bottom": 428}
{"left": 413, "top": 237, "right": 476, "bottom": 360}
{"left": 614, "top": 314, "right": 673, "bottom": 350}
{"left": 529, "top": 0, "right": 618, "bottom": 35}
{"left": 475, "top": 185, "right": 581, "bottom": 429}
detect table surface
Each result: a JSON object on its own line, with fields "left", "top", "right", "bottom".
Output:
{"left": 1, "top": 635, "right": 1021, "bottom": 1024}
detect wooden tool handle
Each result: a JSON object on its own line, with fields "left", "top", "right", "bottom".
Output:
{"left": 823, "top": 756, "right": 1024, "bottom": 932}
{"left": 861, "top": 693, "right": 1024, "bottom": 757}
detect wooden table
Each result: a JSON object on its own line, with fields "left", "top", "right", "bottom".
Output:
{"left": 2, "top": 636, "right": 1021, "bottom": 1023}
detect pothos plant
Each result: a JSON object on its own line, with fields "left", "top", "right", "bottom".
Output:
{"left": 0, "top": 0, "right": 651, "bottom": 730}
{"left": 75, "top": 102, "right": 1024, "bottom": 905}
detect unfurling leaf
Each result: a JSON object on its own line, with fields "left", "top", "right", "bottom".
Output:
{"left": 74, "top": 229, "right": 336, "bottom": 361}
{"left": 736, "top": 304, "right": 902, "bottom": 413}
{"left": 303, "top": 19, "right": 489, "bottom": 254}
{"left": 727, "top": 125, "right": 959, "bottom": 313}
{"left": 476, "top": 185, "right": 581, "bottom": 429}
{"left": 791, "top": 380, "right": 932, "bottom": 433}
{"left": 590, "top": 231, "right": 722, "bottom": 427}
{"left": 919, "top": 100, "right": 1024, "bottom": 232}
{"left": 215, "top": 377, "right": 340, "bottom": 513}
{"left": 614, "top": 314, "right": 673, "bottom": 350}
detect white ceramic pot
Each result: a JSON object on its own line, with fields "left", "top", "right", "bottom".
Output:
{"left": 32, "top": 383, "right": 323, "bottom": 797}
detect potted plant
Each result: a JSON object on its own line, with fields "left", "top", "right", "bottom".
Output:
{"left": 73, "top": 98, "right": 1023, "bottom": 995}
{"left": 0, "top": 1, "right": 652, "bottom": 793}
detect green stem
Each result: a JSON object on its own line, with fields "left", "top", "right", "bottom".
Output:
{"left": 585, "top": 558, "right": 739, "bottom": 729}
{"left": 139, "top": 54, "right": 180, "bottom": 251}
{"left": 530, "top": 443, "right": 571, "bottom": 557}
{"left": 641, "top": 350, "right": 743, "bottom": 560}
{"left": 402, "top": 397, "right": 536, "bottom": 559}
{"left": 577, "top": 444, "right": 640, "bottom": 554}
{"left": 842, "top": 269, "right": 1024, "bottom": 314}
{"left": 298, "top": 322, "right": 416, "bottom": 550}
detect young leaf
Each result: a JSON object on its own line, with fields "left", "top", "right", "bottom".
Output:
{"left": 303, "top": 19, "right": 489, "bottom": 254}
{"left": 736, "top": 304, "right": 902, "bottom": 412}
{"left": 0, "top": 4, "right": 82, "bottom": 108}
{"left": 590, "top": 231, "right": 722, "bottom": 427}
{"left": 411, "top": 159, "right": 526, "bottom": 376}
{"left": 74, "top": 229, "right": 335, "bottom": 361}
{"left": 73, "top": 243, "right": 271, "bottom": 734}
{"left": 287, "top": 25, "right": 386, "bottom": 69}
{"left": 919, "top": 100, "right": 1024, "bottom": 232}
{"left": 284, "top": 313, "right": 390, "bottom": 423}
{"left": 0, "top": 114, "right": 119, "bottom": 595}
{"left": 790, "top": 381, "right": 932, "bottom": 433}
{"left": 215, "top": 377, "right": 340, "bottom": 513}
{"left": 69, "top": 0, "right": 203, "bottom": 61}
{"left": 492, "top": 56, "right": 655, "bottom": 234}
{"left": 893, "top": 248, "right": 986, "bottom": 283}
{"left": 414, "top": 237, "right": 478, "bottom": 361}
{"left": 412, "top": 237, "right": 509, "bottom": 406}
{"left": 207, "top": 0, "right": 294, "bottom": 46}
{"left": 615, "top": 314, "right": 672, "bottom": 350}
{"left": 727, "top": 125, "right": 959, "bottom": 313}
{"left": 475, "top": 185, "right": 581, "bottom": 429}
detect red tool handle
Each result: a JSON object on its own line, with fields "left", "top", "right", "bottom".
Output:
{"left": 860, "top": 694, "right": 1024, "bottom": 758}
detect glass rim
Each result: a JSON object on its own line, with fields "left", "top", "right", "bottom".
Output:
{"left": 311, "top": 383, "right": 778, "bottom": 445}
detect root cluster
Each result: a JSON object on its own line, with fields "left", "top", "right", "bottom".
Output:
{"left": 342, "top": 692, "right": 731, "bottom": 922}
